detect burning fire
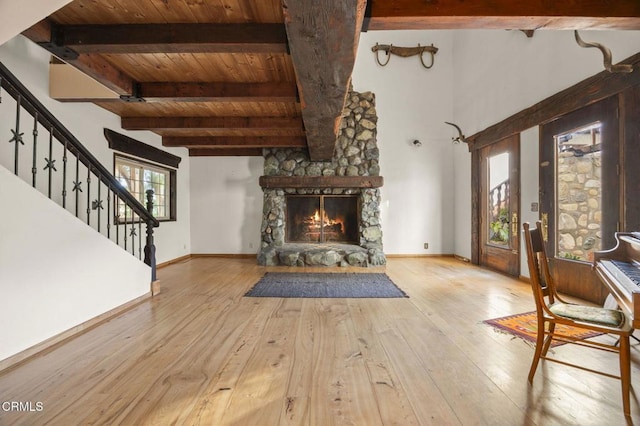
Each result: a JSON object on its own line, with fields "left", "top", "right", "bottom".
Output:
{"left": 307, "top": 209, "right": 343, "bottom": 231}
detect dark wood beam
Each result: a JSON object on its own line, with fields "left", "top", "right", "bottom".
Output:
{"left": 104, "top": 128, "right": 181, "bottom": 168}
{"left": 163, "top": 136, "right": 307, "bottom": 148}
{"left": 137, "top": 82, "right": 297, "bottom": 102}
{"left": 283, "top": 0, "right": 367, "bottom": 161}
{"left": 368, "top": 0, "right": 640, "bottom": 30}
{"left": 22, "top": 20, "right": 134, "bottom": 95}
{"left": 259, "top": 175, "right": 383, "bottom": 189}
{"left": 57, "top": 23, "right": 288, "bottom": 54}
{"left": 122, "top": 116, "right": 304, "bottom": 131}
{"left": 466, "top": 52, "right": 640, "bottom": 151}
{"left": 189, "top": 148, "right": 264, "bottom": 157}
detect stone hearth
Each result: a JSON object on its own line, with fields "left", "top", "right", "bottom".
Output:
{"left": 257, "top": 90, "right": 385, "bottom": 267}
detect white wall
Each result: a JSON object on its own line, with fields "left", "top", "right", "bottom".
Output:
{"left": 352, "top": 30, "right": 456, "bottom": 254}
{"left": 0, "top": 166, "right": 150, "bottom": 361}
{"left": 189, "top": 156, "right": 263, "bottom": 254}
{"left": 0, "top": 36, "right": 192, "bottom": 264}
{"left": 0, "top": 0, "right": 72, "bottom": 45}
{"left": 520, "top": 126, "right": 540, "bottom": 277}
{"left": 451, "top": 29, "right": 640, "bottom": 259}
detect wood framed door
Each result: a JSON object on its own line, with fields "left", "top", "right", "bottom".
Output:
{"left": 479, "top": 134, "right": 520, "bottom": 276}
{"left": 540, "top": 96, "right": 619, "bottom": 304}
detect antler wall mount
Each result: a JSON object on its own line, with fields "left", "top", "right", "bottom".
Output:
{"left": 444, "top": 122, "right": 467, "bottom": 144}
{"left": 574, "top": 30, "right": 633, "bottom": 74}
{"left": 372, "top": 43, "right": 439, "bottom": 69}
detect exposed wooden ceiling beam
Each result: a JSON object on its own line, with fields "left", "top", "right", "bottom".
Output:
{"left": 122, "top": 116, "right": 304, "bottom": 131}
{"left": 57, "top": 23, "right": 288, "bottom": 54}
{"left": 283, "top": 0, "right": 367, "bottom": 161}
{"left": 163, "top": 136, "right": 307, "bottom": 148}
{"left": 367, "top": 0, "right": 640, "bottom": 30}
{"left": 134, "top": 82, "right": 297, "bottom": 102}
{"left": 22, "top": 20, "right": 134, "bottom": 95}
{"left": 189, "top": 148, "right": 264, "bottom": 157}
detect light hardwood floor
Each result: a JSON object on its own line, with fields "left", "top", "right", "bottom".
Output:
{"left": 0, "top": 257, "right": 638, "bottom": 425}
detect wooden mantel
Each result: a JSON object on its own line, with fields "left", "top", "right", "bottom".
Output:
{"left": 259, "top": 175, "right": 383, "bottom": 189}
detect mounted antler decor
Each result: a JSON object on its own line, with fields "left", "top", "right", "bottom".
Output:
{"left": 444, "top": 122, "right": 467, "bottom": 144}
{"left": 574, "top": 31, "right": 633, "bottom": 73}
{"left": 371, "top": 43, "right": 438, "bottom": 69}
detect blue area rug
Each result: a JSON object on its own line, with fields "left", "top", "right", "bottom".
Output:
{"left": 244, "top": 272, "right": 408, "bottom": 298}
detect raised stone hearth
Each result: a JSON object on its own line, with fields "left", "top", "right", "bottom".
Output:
{"left": 257, "top": 89, "right": 385, "bottom": 267}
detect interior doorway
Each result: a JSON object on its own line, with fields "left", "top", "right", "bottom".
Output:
{"left": 478, "top": 134, "right": 520, "bottom": 276}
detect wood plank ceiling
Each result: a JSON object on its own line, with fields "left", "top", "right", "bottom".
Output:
{"left": 21, "top": 0, "right": 640, "bottom": 160}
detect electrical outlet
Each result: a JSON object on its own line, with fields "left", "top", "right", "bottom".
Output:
{"left": 424, "top": 243, "right": 429, "bottom": 249}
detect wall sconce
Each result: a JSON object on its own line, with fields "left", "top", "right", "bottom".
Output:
{"left": 372, "top": 43, "right": 438, "bottom": 69}
{"left": 574, "top": 31, "right": 633, "bottom": 73}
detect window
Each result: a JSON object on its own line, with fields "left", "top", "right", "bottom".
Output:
{"left": 114, "top": 155, "right": 176, "bottom": 221}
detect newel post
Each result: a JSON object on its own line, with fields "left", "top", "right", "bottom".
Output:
{"left": 143, "top": 189, "right": 157, "bottom": 283}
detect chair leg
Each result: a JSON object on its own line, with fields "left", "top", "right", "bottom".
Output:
{"left": 528, "top": 318, "right": 547, "bottom": 383}
{"left": 541, "top": 322, "right": 555, "bottom": 356}
{"left": 620, "top": 335, "right": 631, "bottom": 417}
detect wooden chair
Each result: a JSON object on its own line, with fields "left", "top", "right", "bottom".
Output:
{"left": 522, "top": 221, "right": 634, "bottom": 417}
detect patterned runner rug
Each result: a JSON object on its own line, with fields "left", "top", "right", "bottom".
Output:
{"left": 483, "top": 311, "right": 602, "bottom": 347}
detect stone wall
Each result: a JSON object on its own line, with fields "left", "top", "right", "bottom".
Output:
{"left": 258, "top": 90, "right": 385, "bottom": 267}
{"left": 557, "top": 150, "right": 601, "bottom": 261}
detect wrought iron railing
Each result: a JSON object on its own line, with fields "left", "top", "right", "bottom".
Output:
{"left": 0, "top": 61, "right": 158, "bottom": 281}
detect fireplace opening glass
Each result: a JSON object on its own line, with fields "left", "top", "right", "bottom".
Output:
{"left": 286, "top": 195, "right": 359, "bottom": 243}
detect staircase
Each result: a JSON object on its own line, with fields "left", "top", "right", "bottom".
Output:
{"left": 0, "top": 61, "right": 158, "bottom": 276}
{"left": 0, "top": 61, "right": 159, "bottom": 367}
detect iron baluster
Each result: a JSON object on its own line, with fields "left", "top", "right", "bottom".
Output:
{"left": 86, "top": 166, "right": 91, "bottom": 225}
{"left": 130, "top": 214, "right": 136, "bottom": 256}
{"left": 73, "top": 155, "right": 81, "bottom": 217}
{"left": 115, "top": 192, "right": 120, "bottom": 245}
{"left": 123, "top": 197, "right": 127, "bottom": 251}
{"left": 96, "top": 178, "right": 102, "bottom": 233}
{"left": 144, "top": 189, "right": 157, "bottom": 282}
{"left": 10, "top": 94, "right": 23, "bottom": 174}
{"left": 31, "top": 112, "right": 38, "bottom": 187}
{"left": 44, "top": 126, "right": 55, "bottom": 198}
{"left": 138, "top": 217, "right": 142, "bottom": 260}
{"left": 106, "top": 185, "right": 111, "bottom": 239}
{"left": 62, "top": 139, "right": 68, "bottom": 208}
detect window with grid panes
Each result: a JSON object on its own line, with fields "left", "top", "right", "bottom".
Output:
{"left": 114, "top": 155, "right": 175, "bottom": 221}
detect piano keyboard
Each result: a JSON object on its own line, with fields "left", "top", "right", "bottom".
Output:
{"left": 610, "top": 260, "right": 640, "bottom": 287}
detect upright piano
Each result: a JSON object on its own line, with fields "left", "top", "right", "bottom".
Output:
{"left": 593, "top": 232, "right": 640, "bottom": 328}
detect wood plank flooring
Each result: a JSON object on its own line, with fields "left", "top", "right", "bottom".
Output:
{"left": 0, "top": 257, "right": 639, "bottom": 425}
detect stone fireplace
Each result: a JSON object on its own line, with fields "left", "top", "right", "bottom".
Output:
{"left": 257, "top": 89, "right": 385, "bottom": 267}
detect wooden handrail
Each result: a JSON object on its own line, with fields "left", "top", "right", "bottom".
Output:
{"left": 0, "top": 61, "right": 158, "bottom": 227}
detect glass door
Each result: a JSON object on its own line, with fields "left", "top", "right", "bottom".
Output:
{"left": 540, "top": 97, "right": 619, "bottom": 304}
{"left": 479, "top": 134, "right": 520, "bottom": 276}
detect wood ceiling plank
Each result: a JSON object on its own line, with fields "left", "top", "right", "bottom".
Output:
{"left": 96, "top": 101, "right": 301, "bottom": 117}
{"left": 163, "top": 136, "right": 306, "bottom": 148}
{"left": 122, "top": 116, "right": 303, "bottom": 130}
{"left": 157, "top": 129, "right": 306, "bottom": 137}
{"left": 283, "top": 0, "right": 366, "bottom": 161}
{"left": 189, "top": 148, "right": 264, "bottom": 157}
{"left": 368, "top": 0, "right": 640, "bottom": 30}
{"left": 58, "top": 23, "right": 288, "bottom": 54}
{"left": 137, "top": 82, "right": 298, "bottom": 102}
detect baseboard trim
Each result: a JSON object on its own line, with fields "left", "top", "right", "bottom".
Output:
{"left": 385, "top": 254, "right": 454, "bottom": 258}
{"left": 157, "top": 254, "right": 192, "bottom": 269}
{"left": 191, "top": 253, "right": 256, "bottom": 259}
{"left": 0, "top": 291, "right": 151, "bottom": 374}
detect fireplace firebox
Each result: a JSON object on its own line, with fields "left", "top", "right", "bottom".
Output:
{"left": 286, "top": 195, "right": 359, "bottom": 243}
